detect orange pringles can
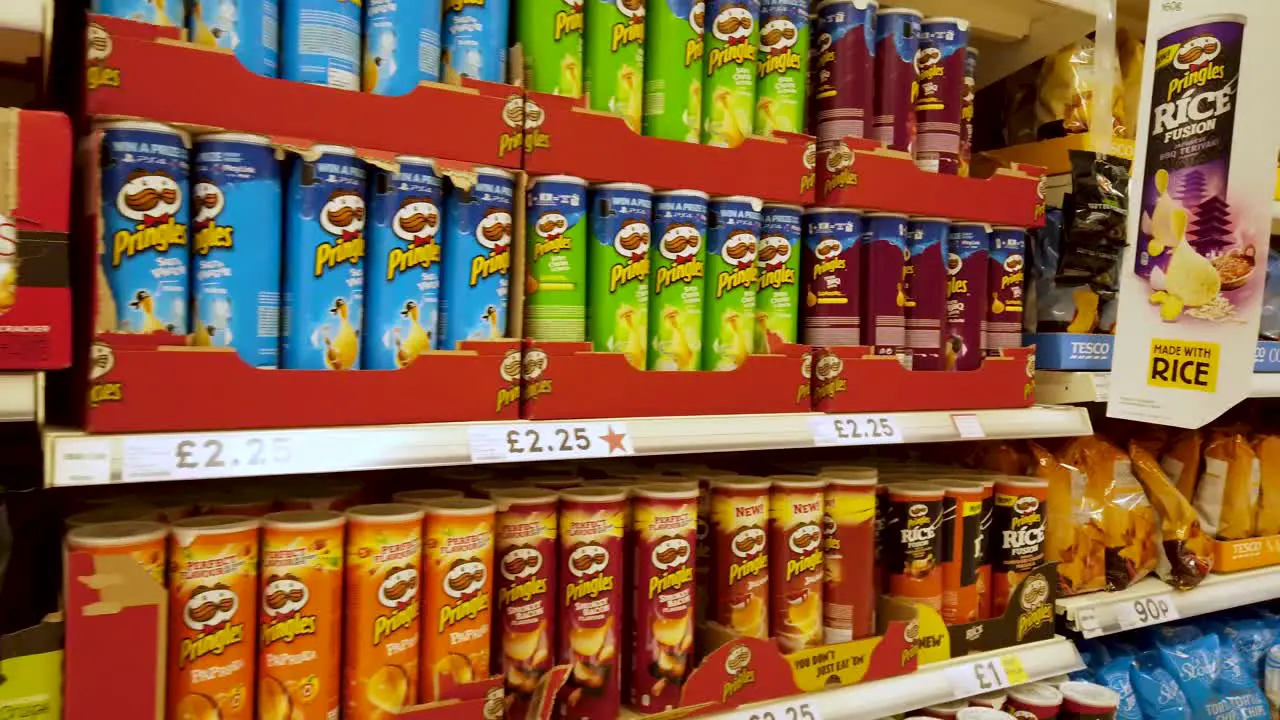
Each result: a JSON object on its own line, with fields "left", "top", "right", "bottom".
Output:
{"left": 258, "top": 510, "right": 345, "bottom": 720}
{"left": 419, "top": 497, "right": 496, "bottom": 702}
{"left": 344, "top": 503, "right": 424, "bottom": 720}
{"left": 992, "top": 476, "right": 1048, "bottom": 617}
{"left": 820, "top": 467, "right": 877, "bottom": 643}
{"left": 492, "top": 488, "right": 558, "bottom": 720}
{"left": 629, "top": 483, "right": 698, "bottom": 712}
{"left": 557, "top": 487, "right": 627, "bottom": 720}
{"left": 935, "top": 480, "right": 986, "bottom": 625}
{"left": 66, "top": 520, "right": 168, "bottom": 586}
{"left": 167, "top": 515, "right": 260, "bottom": 720}
{"left": 709, "top": 476, "right": 771, "bottom": 639}
{"left": 884, "top": 483, "right": 944, "bottom": 610}
{"left": 768, "top": 475, "right": 825, "bottom": 652}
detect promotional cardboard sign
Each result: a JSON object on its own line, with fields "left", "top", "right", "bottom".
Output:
{"left": 1108, "top": 0, "right": 1280, "bottom": 428}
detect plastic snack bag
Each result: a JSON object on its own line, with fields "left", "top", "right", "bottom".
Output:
{"left": 1131, "top": 649, "right": 1192, "bottom": 720}
{"left": 1220, "top": 618, "right": 1278, "bottom": 679}
{"left": 1128, "top": 443, "right": 1212, "bottom": 590}
{"left": 1035, "top": 37, "right": 1126, "bottom": 138}
{"left": 1062, "top": 435, "right": 1158, "bottom": 590}
{"left": 1057, "top": 152, "right": 1130, "bottom": 295}
{"left": 1162, "top": 430, "right": 1204, "bottom": 501}
{"left": 1196, "top": 430, "right": 1260, "bottom": 540}
{"left": 1031, "top": 442, "right": 1106, "bottom": 596}
{"left": 1097, "top": 654, "right": 1145, "bottom": 720}
{"left": 1152, "top": 626, "right": 1217, "bottom": 711}
{"left": 1258, "top": 247, "right": 1280, "bottom": 341}
{"left": 970, "top": 441, "right": 1032, "bottom": 476}
{"left": 1253, "top": 433, "right": 1280, "bottom": 536}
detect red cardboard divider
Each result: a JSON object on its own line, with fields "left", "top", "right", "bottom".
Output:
{"left": 520, "top": 341, "right": 813, "bottom": 420}
{"left": 816, "top": 136, "right": 1047, "bottom": 228}
{"left": 812, "top": 346, "right": 1036, "bottom": 413}
{"left": 521, "top": 91, "right": 815, "bottom": 205}
{"left": 84, "top": 15, "right": 525, "bottom": 168}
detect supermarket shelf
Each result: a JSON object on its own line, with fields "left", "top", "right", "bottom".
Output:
{"left": 697, "top": 637, "right": 1084, "bottom": 720}
{"left": 42, "top": 405, "right": 1093, "bottom": 487}
{"left": 0, "top": 372, "right": 40, "bottom": 422}
{"left": 1038, "top": 371, "right": 1280, "bottom": 403}
{"left": 1058, "top": 567, "right": 1280, "bottom": 638}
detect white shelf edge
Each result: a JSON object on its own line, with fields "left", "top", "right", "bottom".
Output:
{"left": 0, "top": 372, "right": 39, "bottom": 422}
{"left": 695, "top": 637, "right": 1084, "bottom": 720}
{"left": 1038, "top": 370, "right": 1280, "bottom": 403}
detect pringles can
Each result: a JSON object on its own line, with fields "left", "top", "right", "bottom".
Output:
{"left": 439, "top": 167, "right": 515, "bottom": 350}
{"left": 709, "top": 476, "right": 771, "bottom": 639}
{"left": 914, "top": 17, "right": 969, "bottom": 175}
{"left": 820, "top": 467, "right": 877, "bottom": 642}
{"left": 282, "top": 0, "right": 362, "bottom": 89}
{"left": 768, "top": 475, "right": 825, "bottom": 652}
{"left": 649, "top": 189, "right": 709, "bottom": 371}
{"left": 906, "top": 218, "right": 949, "bottom": 371}
{"left": 992, "top": 477, "right": 1047, "bottom": 617}
{"left": 802, "top": 208, "right": 862, "bottom": 346}
{"left": 756, "top": 203, "right": 802, "bottom": 351}
{"left": 756, "top": 0, "right": 809, "bottom": 135}
{"left": 862, "top": 212, "right": 909, "bottom": 358}
{"left": 65, "top": 520, "right": 167, "bottom": 587}
{"left": 936, "top": 480, "right": 985, "bottom": 625}
{"left": 812, "top": 0, "right": 877, "bottom": 143}
{"left": 443, "top": 0, "right": 510, "bottom": 82}
{"left": 526, "top": 175, "right": 589, "bottom": 342}
{"left": 259, "top": 511, "right": 345, "bottom": 720}
{"left": 365, "top": 156, "right": 444, "bottom": 369}
{"left": 642, "top": 0, "right": 705, "bottom": 142}
{"left": 190, "top": 0, "right": 278, "bottom": 76}
{"left": 884, "top": 483, "right": 943, "bottom": 610}
{"left": 516, "top": 0, "right": 584, "bottom": 96}
{"left": 168, "top": 516, "right": 260, "bottom": 720}
{"left": 557, "top": 487, "right": 628, "bottom": 720}
{"left": 584, "top": 0, "right": 647, "bottom": 132}
{"left": 985, "top": 227, "right": 1026, "bottom": 358}
{"left": 99, "top": 120, "right": 190, "bottom": 336}
{"left": 873, "top": 8, "right": 921, "bottom": 152}
{"left": 959, "top": 47, "right": 978, "bottom": 177}
{"left": 945, "top": 223, "right": 989, "bottom": 371}
{"left": 94, "top": 0, "right": 183, "bottom": 26}
{"left": 364, "top": 0, "right": 443, "bottom": 93}
{"left": 394, "top": 489, "right": 466, "bottom": 505}
{"left": 343, "top": 504, "right": 424, "bottom": 718}
{"left": 588, "top": 182, "right": 653, "bottom": 370}
{"left": 282, "top": 145, "right": 367, "bottom": 370}
{"left": 704, "top": 195, "right": 762, "bottom": 370}
{"left": 702, "top": 0, "right": 761, "bottom": 147}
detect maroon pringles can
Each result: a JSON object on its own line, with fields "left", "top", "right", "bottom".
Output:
{"left": 906, "top": 218, "right": 949, "bottom": 371}
{"left": 812, "top": 0, "right": 878, "bottom": 145}
{"left": 984, "top": 226, "right": 1026, "bottom": 358}
{"left": 803, "top": 208, "right": 863, "bottom": 346}
{"left": 959, "top": 47, "right": 979, "bottom": 177}
{"left": 913, "top": 17, "right": 970, "bottom": 175}
{"left": 873, "top": 8, "right": 921, "bottom": 152}
{"left": 1007, "top": 683, "right": 1064, "bottom": 720}
{"left": 920, "top": 700, "right": 971, "bottom": 720}
{"left": 861, "top": 213, "right": 909, "bottom": 358}
{"left": 1058, "top": 682, "right": 1120, "bottom": 720}
{"left": 557, "top": 487, "right": 627, "bottom": 720}
{"left": 945, "top": 223, "right": 988, "bottom": 370}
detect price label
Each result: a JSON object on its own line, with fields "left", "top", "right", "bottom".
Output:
{"left": 469, "top": 422, "right": 635, "bottom": 462}
{"left": 1116, "top": 594, "right": 1179, "bottom": 631}
{"left": 1075, "top": 607, "right": 1103, "bottom": 638}
{"left": 811, "top": 414, "right": 904, "bottom": 447}
{"left": 946, "top": 655, "right": 1030, "bottom": 698}
{"left": 952, "top": 414, "right": 986, "bottom": 439}
{"left": 122, "top": 434, "right": 297, "bottom": 483}
{"left": 732, "top": 700, "right": 820, "bottom": 720}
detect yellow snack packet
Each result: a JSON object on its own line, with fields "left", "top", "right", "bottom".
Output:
{"left": 1030, "top": 442, "right": 1106, "bottom": 596}
{"left": 1062, "top": 435, "right": 1158, "bottom": 590}
{"left": 1196, "top": 430, "right": 1260, "bottom": 540}
{"left": 1161, "top": 430, "right": 1204, "bottom": 501}
{"left": 1253, "top": 433, "right": 1280, "bottom": 536}
{"left": 1128, "top": 442, "right": 1213, "bottom": 590}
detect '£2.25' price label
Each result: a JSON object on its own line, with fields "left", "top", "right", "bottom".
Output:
{"left": 810, "top": 414, "right": 903, "bottom": 447}
{"left": 470, "top": 422, "right": 635, "bottom": 462}
{"left": 122, "top": 434, "right": 296, "bottom": 482}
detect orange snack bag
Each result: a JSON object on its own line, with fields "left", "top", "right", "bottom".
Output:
{"left": 1255, "top": 433, "right": 1280, "bottom": 536}
{"left": 1062, "top": 436, "right": 1157, "bottom": 590}
{"left": 1128, "top": 443, "right": 1212, "bottom": 589}
{"left": 1161, "top": 430, "right": 1204, "bottom": 501}
{"left": 970, "top": 442, "right": 1031, "bottom": 476}
{"left": 1196, "top": 430, "right": 1260, "bottom": 540}
{"left": 1030, "top": 443, "right": 1105, "bottom": 596}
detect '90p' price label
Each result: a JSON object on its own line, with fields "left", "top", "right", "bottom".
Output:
{"left": 810, "top": 414, "right": 903, "bottom": 447}
{"left": 1116, "top": 594, "right": 1179, "bottom": 631}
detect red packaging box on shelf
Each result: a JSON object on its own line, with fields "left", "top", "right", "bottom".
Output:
{"left": 520, "top": 341, "right": 813, "bottom": 420}
{"left": 0, "top": 108, "right": 72, "bottom": 369}
{"left": 811, "top": 347, "right": 1037, "bottom": 413}
{"left": 83, "top": 15, "right": 525, "bottom": 169}
{"left": 521, "top": 91, "right": 815, "bottom": 205}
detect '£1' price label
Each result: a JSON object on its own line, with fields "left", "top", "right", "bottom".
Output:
{"left": 810, "top": 414, "right": 903, "bottom": 447}
{"left": 946, "top": 655, "right": 1029, "bottom": 698}
{"left": 470, "top": 422, "right": 635, "bottom": 462}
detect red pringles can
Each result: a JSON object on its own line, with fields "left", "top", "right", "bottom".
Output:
{"left": 821, "top": 467, "right": 877, "bottom": 642}
{"left": 984, "top": 227, "right": 1027, "bottom": 358}
{"left": 812, "top": 0, "right": 877, "bottom": 145}
{"left": 557, "top": 487, "right": 627, "bottom": 720}
{"left": 906, "top": 218, "right": 950, "bottom": 371}
{"left": 1007, "top": 683, "right": 1064, "bottom": 720}
{"left": 873, "top": 8, "right": 922, "bottom": 152}
{"left": 629, "top": 483, "right": 698, "bottom": 712}
{"left": 862, "top": 213, "right": 910, "bottom": 358}
{"left": 768, "top": 475, "right": 825, "bottom": 651}
{"left": 959, "top": 47, "right": 979, "bottom": 177}
{"left": 993, "top": 476, "right": 1048, "bottom": 617}
{"left": 709, "top": 476, "right": 772, "bottom": 639}
{"left": 884, "top": 483, "right": 944, "bottom": 610}
{"left": 914, "top": 17, "right": 970, "bottom": 175}
{"left": 1058, "top": 682, "right": 1120, "bottom": 720}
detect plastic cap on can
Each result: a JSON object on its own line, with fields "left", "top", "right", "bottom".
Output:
{"left": 1058, "top": 681, "right": 1121, "bottom": 710}
{"left": 1007, "top": 682, "right": 1064, "bottom": 707}
{"left": 954, "top": 708, "right": 1015, "bottom": 720}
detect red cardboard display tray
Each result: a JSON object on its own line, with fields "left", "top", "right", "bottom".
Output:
{"left": 84, "top": 15, "right": 524, "bottom": 168}
{"left": 84, "top": 337, "right": 522, "bottom": 433}
{"left": 520, "top": 341, "right": 812, "bottom": 420}
{"left": 817, "top": 136, "right": 1047, "bottom": 228}
{"left": 812, "top": 346, "right": 1036, "bottom": 413}
{"left": 522, "top": 91, "right": 815, "bottom": 205}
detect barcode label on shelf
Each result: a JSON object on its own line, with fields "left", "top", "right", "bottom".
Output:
{"left": 54, "top": 439, "right": 114, "bottom": 486}
{"left": 946, "top": 654, "right": 1030, "bottom": 698}
{"left": 729, "top": 700, "right": 821, "bottom": 720}
{"left": 469, "top": 422, "right": 635, "bottom": 463}
{"left": 1115, "top": 595, "right": 1180, "bottom": 631}
{"left": 122, "top": 434, "right": 299, "bottom": 483}
{"left": 810, "top": 414, "right": 904, "bottom": 447}
{"left": 952, "top": 414, "right": 986, "bottom": 439}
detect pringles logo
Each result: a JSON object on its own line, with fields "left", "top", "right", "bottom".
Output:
{"left": 785, "top": 523, "right": 823, "bottom": 581}
{"left": 499, "top": 95, "right": 525, "bottom": 158}
{"left": 554, "top": 0, "right": 584, "bottom": 41}
{"left": 685, "top": 1, "right": 706, "bottom": 67}
{"left": 179, "top": 583, "right": 245, "bottom": 668}
{"left": 192, "top": 180, "right": 232, "bottom": 255}
{"left": 1015, "top": 575, "right": 1052, "bottom": 641}
{"left": 648, "top": 536, "right": 693, "bottom": 599}
{"left": 758, "top": 14, "right": 801, "bottom": 76}
{"left": 314, "top": 190, "right": 366, "bottom": 276}
{"left": 86, "top": 23, "right": 122, "bottom": 89}
{"left": 655, "top": 223, "right": 704, "bottom": 293}
{"left": 610, "top": 0, "right": 645, "bottom": 52}
{"left": 609, "top": 219, "right": 651, "bottom": 292}
{"left": 521, "top": 347, "right": 552, "bottom": 403}
{"left": 386, "top": 197, "right": 441, "bottom": 280}
{"left": 471, "top": 208, "right": 513, "bottom": 286}
{"left": 500, "top": 546, "right": 548, "bottom": 606}
{"left": 1155, "top": 33, "right": 1232, "bottom": 142}
{"left": 822, "top": 143, "right": 856, "bottom": 195}
{"left": 523, "top": 99, "right": 551, "bottom": 154}
{"left": 532, "top": 210, "right": 573, "bottom": 264}
{"left": 373, "top": 565, "right": 420, "bottom": 646}
{"left": 715, "top": 230, "right": 758, "bottom": 298}
{"left": 112, "top": 169, "right": 188, "bottom": 267}
{"left": 812, "top": 352, "right": 846, "bottom": 401}
{"left": 722, "top": 645, "right": 756, "bottom": 702}
{"left": 728, "top": 526, "right": 767, "bottom": 584}
{"left": 497, "top": 349, "right": 522, "bottom": 412}
{"left": 260, "top": 574, "right": 317, "bottom": 646}
{"left": 707, "top": 4, "right": 757, "bottom": 74}
{"left": 564, "top": 543, "right": 613, "bottom": 604}
{"left": 811, "top": 236, "right": 846, "bottom": 278}
{"left": 439, "top": 557, "right": 490, "bottom": 632}
{"left": 757, "top": 234, "right": 795, "bottom": 289}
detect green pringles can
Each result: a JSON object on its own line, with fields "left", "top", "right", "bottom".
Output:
{"left": 584, "top": 0, "right": 648, "bottom": 132}
{"left": 755, "top": 203, "right": 801, "bottom": 352}
{"left": 516, "top": 0, "right": 585, "bottom": 96}
{"left": 642, "top": 0, "right": 706, "bottom": 142}
{"left": 701, "top": 0, "right": 760, "bottom": 147}
{"left": 703, "top": 195, "right": 761, "bottom": 370}
{"left": 648, "top": 190, "right": 708, "bottom": 371}
{"left": 755, "top": 0, "right": 808, "bottom": 135}
{"left": 589, "top": 182, "right": 653, "bottom": 370}
{"left": 525, "top": 175, "right": 589, "bottom": 341}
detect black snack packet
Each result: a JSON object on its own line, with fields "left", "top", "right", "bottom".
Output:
{"left": 1057, "top": 149, "right": 1131, "bottom": 293}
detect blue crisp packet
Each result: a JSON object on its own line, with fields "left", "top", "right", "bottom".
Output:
{"left": 1153, "top": 625, "right": 1218, "bottom": 710}
{"left": 1097, "top": 650, "right": 1144, "bottom": 720}
{"left": 1222, "top": 620, "right": 1278, "bottom": 679}
{"left": 1132, "top": 649, "right": 1192, "bottom": 720}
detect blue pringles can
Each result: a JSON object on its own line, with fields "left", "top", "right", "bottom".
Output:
{"left": 364, "top": 0, "right": 442, "bottom": 94}
{"left": 191, "top": 133, "right": 282, "bottom": 367}
{"left": 92, "top": 0, "right": 184, "bottom": 27}
{"left": 649, "top": 189, "right": 708, "bottom": 370}
{"left": 364, "top": 156, "right": 444, "bottom": 369}
{"left": 99, "top": 120, "right": 190, "bottom": 335}
{"left": 282, "top": 0, "right": 363, "bottom": 89}
{"left": 282, "top": 145, "right": 367, "bottom": 370}
{"left": 189, "top": 0, "right": 280, "bottom": 76}
{"left": 443, "top": 0, "right": 510, "bottom": 83}
{"left": 439, "top": 166, "right": 516, "bottom": 350}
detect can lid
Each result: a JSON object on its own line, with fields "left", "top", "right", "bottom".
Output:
{"left": 594, "top": 181, "right": 654, "bottom": 193}
{"left": 922, "top": 17, "right": 972, "bottom": 31}
{"left": 472, "top": 479, "right": 527, "bottom": 492}
{"left": 821, "top": 467, "right": 878, "bottom": 486}
{"left": 559, "top": 486, "right": 629, "bottom": 503}
{"left": 763, "top": 203, "right": 805, "bottom": 212}
{"left": 864, "top": 212, "right": 910, "bottom": 219}
{"left": 1058, "top": 681, "right": 1121, "bottom": 709}
{"left": 935, "top": 478, "right": 987, "bottom": 492}
{"left": 967, "top": 47, "right": 981, "bottom": 56}
{"left": 97, "top": 119, "right": 190, "bottom": 144}
{"left": 345, "top": 503, "right": 425, "bottom": 523}
{"left": 473, "top": 166, "right": 516, "bottom": 179}
{"left": 529, "top": 475, "right": 584, "bottom": 489}
{"left": 711, "top": 195, "right": 764, "bottom": 209}
{"left": 689, "top": 468, "right": 740, "bottom": 481}
{"left": 489, "top": 487, "right": 559, "bottom": 509}
{"left": 911, "top": 217, "right": 951, "bottom": 223}
{"left": 877, "top": 7, "right": 924, "bottom": 17}
{"left": 924, "top": 700, "right": 971, "bottom": 714}
{"left": 954, "top": 709, "right": 1014, "bottom": 720}
{"left": 804, "top": 207, "right": 861, "bottom": 215}
{"left": 417, "top": 497, "right": 496, "bottom": 516}
{"left": 991, "top": 226, "right": 1027, "bottom": 232}
{"left": 394, "top": 155, "right": 437, "bottom": 168}
{"left": 970, "top": 689, "right": 1009, "bottom": 705}
{"left": 654, "top": 461, "right": 711, "bottom": 473}
{"left": 767, "top": 474, "right": 827, "bottom": 489}
{"left": 710, "top": 475, "right": 773, "bottom": 491}
{"left": 633, "top": 482, "right": 699, "bottom": 499}
{"left": 171, "top": 515, "right": 261, "bottom": 545}
{"left": 393, "top": 489, "right": 466, "bottom": 505}
{"left": 815, "top": 0, "right": 875, "bottom": 12}
{"left": 308, "top": 144, "right": 358, "bottom": 157}
{"left": 437, "top": 467, "right": 495, "bottom": 481}
{"left": 995, "top": 476, "right": 1050, "bottom": 490}
{"left": 1039, "top": 674, "right": 1072, "bottom": 688}
{"left": 950, "top": 222, "right": 992, "bottom": 232}
{"left": 263, "top": 510, "right": 345, "bottom": 530}
{"left": 66, "top": 520, "right": 168, "bottom": 548}
{"left": 532, "top": 174, "right": 588, "bottom": 185}
{"left": 197, "top": 132, "right": 273, "bottom": 146}
{"left": 65, "top": 504, "right": 161, "bottom": 528}
{"left": 1007, "top": 682, "right": 1064, "bottom": 707}
{"left": 886, "top": 482, "right": 945, "bottom": 500}
{"left": 655, "top": 189, "right": 710, "bottom": 200}
{"left": 583, "top": 478, "right": 645, "bottom": 489}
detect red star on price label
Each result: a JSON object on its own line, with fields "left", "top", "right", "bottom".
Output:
{"left": 599, "top": 425, "right": 629, "bottom": 454}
